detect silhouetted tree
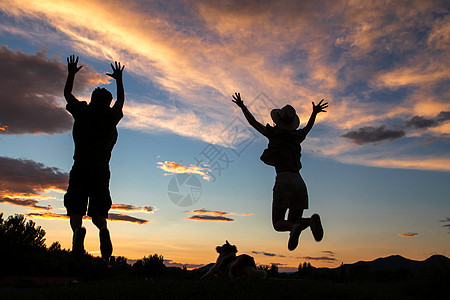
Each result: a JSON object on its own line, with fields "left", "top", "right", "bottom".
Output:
{"left": 298, "top": 262, "right": 313, "bottom": 277}
{"left": 0, "top": 213, "right": 46, "bottom": 250}
{"left": 258, "top": 265, "right": 270, "bottom": 271}
{"left": 49, "top": 241, "right": 62, "bottom": 252}
{"left": 1, "top": 214, "right": 48, "bottom": 276}
{"left": 133, "top": 254, "right": 167, "bottom": 278}
{"left": 267, "top": 264, "right": 279, "bottom": 278}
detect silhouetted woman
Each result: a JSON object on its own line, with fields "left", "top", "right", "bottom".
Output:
{"left": 232, "top": 92, "right": 327, "bottom": 250}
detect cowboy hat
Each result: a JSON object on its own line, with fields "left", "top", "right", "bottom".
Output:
{"left": 270, "top": 104, "right": 299, "bottom": 130}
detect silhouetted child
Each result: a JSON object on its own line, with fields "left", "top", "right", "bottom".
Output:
{"left": 232, "top": 92, "right": 328, "bottom": 250}
{"left": 64, "top": 55, "right": 125, "bottom": 260}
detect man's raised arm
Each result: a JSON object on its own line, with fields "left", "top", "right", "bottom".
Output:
{"left": 107, "top": 61, "right": 125, "bottom": 110}
{"left": 64, "top": 55, "right": 82, "bottom": 104}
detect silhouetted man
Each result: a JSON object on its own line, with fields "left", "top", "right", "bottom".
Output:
{"left": 232, "top": 92, "right": 327, "bottom": 251}
{"left": 64, "top": 55, "right": 124, "bottom": 260}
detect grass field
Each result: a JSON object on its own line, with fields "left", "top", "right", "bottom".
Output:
{"left": 1, "top": 274, "right": 448, "bottom": 300}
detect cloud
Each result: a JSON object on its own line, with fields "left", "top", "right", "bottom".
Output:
{"left": 251, "top": 250, "right": 336, "bottom": 262}
{"left": 269, "top": 263, "right": 287, "bottom": 267}
{"left": 0, "top": 198, "right": 51, "bottom": 210}
{"left": 157, "top": 161, "right": 211, "bottom": 181}
{"left": 185, "top": 208, "right": 251, "bottom": 221}
{"left": 406, "top": 116, "right": 441, "bottom": 130}
{"left": 0, "top": 46, "right": 106, "bottom": 135}
{"left": 440, "top": 217, "right": 450, "bottom": 234}
{"left": 405, "top": 111, "right": 450, "bottom": 129}
{"left": 26, "top": 212, "right": 70, "bottom": 221}
{"left": 321, "top": 250, "right": 336, "bottom": 256}
{"left": 26, "top": 212, "right": 150, "bottom": 224}
{"left": 0, "top": 156, "right": 68, "bottom": 209}
{"left": 337, "top": 154, "right": 450, "bottom": 172}
{"left": 340, "top": 126, "right": 405, "bottom": 145}
{"left": 340, "top": 110, "right": 450, "bottom": 146}
{"left": 164, "top": 260, "right": 205, "bottom": 270}
{"left": 123, "top": 101, "right": 230, "bottom": 147}
{"left": 186, "top": 209, "right": 228, "bottom": 216}
{"left": 111, "top": 204, "right": 156, "bottom": 214}
{"left": 107, "top": 213, "right": 150, "bottom": 224}
{"left": 186, "top": 215, "right": 234, "bottom": 222}
{"left": 398, "top": 232, "right": 418, "bottom": 237}
{"left": 251, "top": 251, "right": 283, "bottom": 258}
{"left": 298, "top": 256, "right": 338, "bottom": 262}
{"left": 1, "top": 0, "right": 449, "bottom": 172}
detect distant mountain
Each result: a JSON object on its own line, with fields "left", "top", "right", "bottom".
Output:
{"left": 316, "top": 254, "right": 450, "bottom": 274}
{"left": 180, "top": 255, "right": 450, "bottom": 275}
{"left": 190, "top": 263, "right": 214, "bottom": 274}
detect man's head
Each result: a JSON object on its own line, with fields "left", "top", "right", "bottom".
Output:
{"left": 91, "top": 87, "right": 113, "bottom": 106}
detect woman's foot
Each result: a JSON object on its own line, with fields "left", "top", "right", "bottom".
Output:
{"left": 288, "top": 224, "right": 303, "bottom": 251}
{"left": 310, "top": 214, "right": 324, "bottom": 242}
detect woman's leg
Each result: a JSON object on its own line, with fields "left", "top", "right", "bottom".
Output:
{"left": 288, "top": 209, "right": 310, "bottom": 231}
{"left": 272, "top": 206, "right": 293, "bottom": 231}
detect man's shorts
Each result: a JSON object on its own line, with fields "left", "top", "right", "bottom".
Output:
{"left": 272, "top": 172, "right": 308, "bottom": 210}
{"left": 64, "top": 163, "right": 112, "bottom": 218}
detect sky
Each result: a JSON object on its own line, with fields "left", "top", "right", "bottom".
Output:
{"left": 0, "top": 0, "right": 449, "bottom": 272}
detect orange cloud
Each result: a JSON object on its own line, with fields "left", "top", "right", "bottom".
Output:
{"left": 0, "top": 156, "right": 68, "bottom": 210}
{"left": 157, "top": 161, "right": 211, "bottom": 181}
{"left": 0, "top": 197, "right": 51, "bottom": 210}
{"left": 26, "top": 212, "right": 70, "bottom": 221}
{"left": 186, "top": 209, "right": 252, "bottom": 218}
{"left": 185, "top": 209, "right": 228, "bottom": 216}
{"left": 111, "top": 204, "right": 156, "bottom": 214}
{"left": 1, "top": 0, "right": 449, "bottom": 173}
{"left": 186, "top": 215, "right": 234, "bottom": 222}
{"left": 184, "top": 208, "right": 252, "bottom": 222}
{"left": 398, "top": 233, "right": 418, "bottom": 237}
{"left": 107, "top": 213, "right": 150, "bottom": 225}
{"left": 345, "top": 156, "right": 450, "bottom": 172}
{"left": 26, "top": 212, "right": 150, "bottom": 224}
{"left": 374, "top": 65, "right": 450, "bottom": 88}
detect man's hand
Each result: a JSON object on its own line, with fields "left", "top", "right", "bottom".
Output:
{"left": 109, "top": 61, "right": 125, "bottom": 110}
{"left": 67, "top": 55, "right": 82, "bottom": 75}
{"left": 312, "top": 99, "right": 328, "bottom": 114}
{"left": 232, "top": 92, "right": 244, "bottom": 108}
{"left": 106, "top": 61, "right": 124, "bottom": 80}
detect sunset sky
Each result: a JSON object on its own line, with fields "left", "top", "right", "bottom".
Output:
{"left": 0, "top": 0, "right": 449, "bottom": 272}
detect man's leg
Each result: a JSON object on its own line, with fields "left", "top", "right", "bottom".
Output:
{"left": 70, "top": 214, "right": 83, "bottom": 231}
{"left": 92, "top": 215, "right": 107, "bottom": 230}
{"left": 65, "top": 164, "right": 88, "bottom": 257}
{"left": 92, "top": 216, "right": 112, "bottom": 260}
{"left": 70, "top": 214, "right": 86, "bottom": 256}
